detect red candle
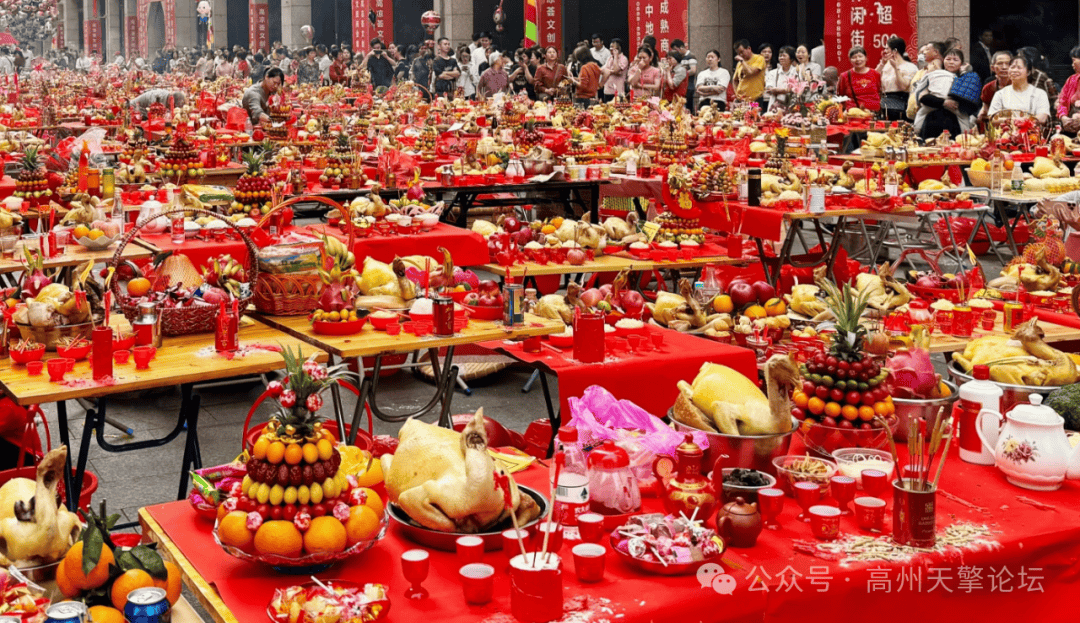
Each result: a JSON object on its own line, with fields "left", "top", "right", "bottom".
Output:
{"left": 92, "top": 326, "right": 113, "bottom": 380}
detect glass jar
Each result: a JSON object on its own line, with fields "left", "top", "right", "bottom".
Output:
{"left": 586, "top": 440, "right": 641, "bottom": 515}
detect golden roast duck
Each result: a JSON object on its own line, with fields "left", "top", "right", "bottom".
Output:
{"left": 383, "top": 410, "right": 541, "bottom": 533}
{"left": 952, "top": 319, "right": 1079, "bottom": 386}
{"left": 672, "top": 356, "right": 801, "bottom": 436}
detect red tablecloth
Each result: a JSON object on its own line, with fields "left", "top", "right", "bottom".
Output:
{"left": 481, "top": 325, "right": 757, "bottom": 417}
{"left": 137, "top": 232, "right": 253, "bottom": 269}
{"left": 145, "top": 438, "right": 1079, "bottom": 623}
{"left": 302, "top": 222, "right": 489, "bottom": 267}
{"left": 989, "top": 299, "right": 1080, "bottom": 330}
{"left": 0, "top": 176, "right": 13, "bottom": 200}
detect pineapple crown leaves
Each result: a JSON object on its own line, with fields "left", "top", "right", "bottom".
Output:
{"left": 242, "top": 150, "right": 264, "bottom": 175}
{"left": 277, "top": 344, "right": 354, "bottom": 423}
{"left": 19, "top": 146, "right": 40, "bottom": 170}
{"left": 816, "top": 276, "right": 873, "bottom": 335}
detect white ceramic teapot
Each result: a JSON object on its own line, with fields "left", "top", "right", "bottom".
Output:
{"left": 138, "top": 200, "right": 168, "bottom": 234}
{"left": 976, "top": 394, "right": 1080, "bottom": 491}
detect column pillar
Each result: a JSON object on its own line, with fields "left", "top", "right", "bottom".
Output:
{"left": 63, "top": 0, "right": 80, "bottom": 51}
{"left": 445, "top": 0, "right": 472, "bottom": 48}
{"left": 175, "top": 0, "right": 196, "bottom": 49}
{"left": 211, "top": 0, "right": 228, "bottom": 49}
{"left": 688, "top": 0, "right": 729, "bottom": 60}
{"left": 280, "top": 0, "right": 312, "bottom": 49}
{"left": 105, "top": 0, "right": 122, "bottom": 58}
{"left": 917, "top": 0, "right": 968, "bottom": 46}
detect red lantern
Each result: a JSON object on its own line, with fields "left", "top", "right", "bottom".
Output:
{"left": 421, "top": 10, "right": 441, "bottom": 37}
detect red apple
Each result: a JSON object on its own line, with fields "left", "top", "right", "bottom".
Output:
{"left": 751, "top": 280, "right": 776, "bottom": 304}
{"left": 503, "top": 216, "right": 522, "bottom": 233}
{"left": 729, "top": 282, "right": 756, "bottom": 308}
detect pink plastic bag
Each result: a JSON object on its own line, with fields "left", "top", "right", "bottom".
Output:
{"left": 567, "top": 386, "right": 710, "bottom": 484}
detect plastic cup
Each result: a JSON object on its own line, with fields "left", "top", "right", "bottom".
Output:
{"left": 577, "top": 513, "right": 604, "bottom": 544}
{"left": 386, "top": 322, "right": 402, "bottom": 336}
{"left": 114, "top": 350, "right": 130, "bottom": 364}
{"left": 133, "top": 346, "right": 154, "bottom": 370}
{"left": 47, "top": 358, "right": 67, "bottom": 382}
{"left": 854, "top": 496, "right": 886, "bottom": 531}
{"left": 26, "top": 360, "right": 43, "bottom": 376}
{"left": 534, "top": 521, "right": 563, "bottom": 554}
{"left": 456, "top": 536, "right": 484, "bottom": 566}
{"left": 459, "top": 563, "right": 495, "bottom": 605}
{"left": 571, "top": 543, "right": 606, "bottom": 583}
{"left": 809, "top": 505, "right": 841, "bottom": 541}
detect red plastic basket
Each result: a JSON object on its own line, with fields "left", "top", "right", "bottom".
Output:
{"left": 0, "top": 465, "right": 98, "bottom": 512}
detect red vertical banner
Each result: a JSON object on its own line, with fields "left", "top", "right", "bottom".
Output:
{"left": 126, "top": 16, "right": 138, "bottom": 58}
{"left": 629, "top": 0, "right": 687, "bottom": 55}
{"left": 825, "top": 0, "right": 918, "bottom": 71}
{"left": 85, "top": 20, "right": 102, "bottom": 57}
{"left": 352, "top": 0, "right": 367, "bottom": 52}
{"left": 249, "top": 2, "right": 268, "bottom": 53}
{"left": 55, "top": 24, "right": 64, "bottom": 50}
{"left": 138, "top": 0, "right": 149, "bottom": 59}
{"left": 371, "top": 0, "right": 392, "bottom": 43}
{"left": 536, "top": 0, "right": 561, "bottom": 53}
{"left": 163, "top": 0, "right": 176, "bottom": 50}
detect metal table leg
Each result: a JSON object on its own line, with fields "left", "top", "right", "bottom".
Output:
{"left": 358, "top": 347, "right": 461, "bottom": 428}
{"left": 537, "top": 370, "right": 560, "bottom": 457}
{"left": 56, "top": 400, "right": 77, "bottom": 511}
{"left": 328, "top": 353, "right": 347, "bottom": 437}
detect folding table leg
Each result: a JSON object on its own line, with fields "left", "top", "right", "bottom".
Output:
{"left": 537, "top": 370, "right": 560, "bottom": 458}
{"left": 328, "top": 353, "right": 347, "bottom": 436}
{"left": 56, "top": 400, "right": 78, "bottom": 511}
{"left": 522, "top": 368, "right": 541, "bottom": 393}
{"left": 176, "top": 385, "right": 202, "bottom": 500}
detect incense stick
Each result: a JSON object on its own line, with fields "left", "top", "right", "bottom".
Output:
{"left": 538, "top": 453, "right": 564, "bottom": 568}
{"left": 932, "top": 433, "right": 953, "bottom": 489}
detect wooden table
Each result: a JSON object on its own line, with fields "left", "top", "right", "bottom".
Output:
{"left": 479, "top": 255, "right": 637, "bottom": 278}
{"left": 250, "top": 313, "right": 563, "bottom": 437}
{"left": 927, "top": 315, "right": 1080, "bottom": 353}
{"left": 432, "top": 179, "right": 612, "bottom": 227}
{"left": 0, "top": 318, "right": 326, "bottom": 513}
{"left": 0, "top": 239, "right": 156, "bottom": 276}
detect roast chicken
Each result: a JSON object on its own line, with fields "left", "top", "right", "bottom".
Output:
{"left": 535, "top": 282, "right": 585, "bottom": 325}
{"left": 672, "top": 356, "right": 800, "bottom": 436}
{"left": 383, "top": 410, "right": 541, "bottom": 533}
{"left": 953, "top": 319, "right": 1079, "bottom": 387}
{"left": 648, "top": 279, "right": 707, "bottom": 331}
{"left": 0, "top": 447, "right": 82, "bottom": 566}
{"left": 353, "top": 256, "right": 418, "bottom": 309}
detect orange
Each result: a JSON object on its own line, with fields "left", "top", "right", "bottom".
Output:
{"left": 858, "top": 406, "right": 876, "bottom": 421}
{"left": 88, "top": 230, "right": 105, "bottom": 241}
{"left": 152, "top": 561, "right": 182, "bottom": 605}
{"left": 353, "top": 455, "right": 383, "bottom": 488}
{"left": 88, "top": 605, "right": 126, "bottom": 623}
{"left": 1003, "top": 159, "right": 1015, "bottom": 171}
{"left": 344, "top": 505, "right": 382, "bottom": 546}
{"left": 110, "top": 569, "right": 155, "bottom": 610}
{"left": 824, "top": 401, "right": 841, "bottom": 419}
{"left": 126, "top": 277, "right": 152, "bottom": 297}
{"left": 764, "top": 298, "right": 787, "bottom": 317}
{"left": 355, "top": 487, "right": 385, "bottom": 517}
{"left": 251, "top": 436, "right": 269, "bottom": 460}
{"left": 284, "top": 443, "right": 304, "bottom": 465}
{"left": 73, "top": 225, "right": 90, "bottom": 239}
{"left": 743, "top": 305, "right": 767, "bottom": 320}
{"left": 302, "top": 443, "right": 320, "bottom": 464}
{"left": 217, "top": 510, "right": 255, "bottom": 553}
{"left": 64, "top": 541, "right": 114, "bottom": 590}
{"left": 303, "top": 516, "right": 347, "bottom": 554}
{"left": 712, "top": 295, "right": 734, "bottom": 314}
{"left": 54, "top": 557, "right": 81, "bottom": 598}
{"left": 791, "top": 391, "right": 808, "bottom": 409}
{"left": 254, "top": 521, "right": 303, "bottom": 558}
{"left": 873, "top": 402, "right": 890, "bottom": 417}
{"left": 807, "top": 397, "right": 825, "bottom": 415}
{"left": 841, "top": 405, "right": 859, "bottom": 421}
{"left": 266, "top": 441, "right": 286, "bottom": 464}
{"left": 316, "top": 439, "right": 334, "bottom": 461}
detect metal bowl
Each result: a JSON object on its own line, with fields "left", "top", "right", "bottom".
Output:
{"left": 892, "top": 381, "right": 960, "bottom": 442}
{"left": 15, "top": 559, "right": 60, "bottom": 584}
{"left": 669, "top": 413, "right": 798, "bottom": 476}
{"left": 947, "top": 362, "right": 1056, "bottom": 413}
{"left": 389, "top": 485, "right": 548, "bottom": 552}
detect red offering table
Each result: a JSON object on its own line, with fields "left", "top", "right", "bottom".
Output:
{"left": 137, "top": 232, "right": 253, "bottom": 269}
{"left": 303, "top": 222, "right": 489, "bottom": 266}
{"left": 142, "top": 441, "right": 1078, "bottom": 623}
{"left": 482, "top": 325, "right": 757, "bottom": 417}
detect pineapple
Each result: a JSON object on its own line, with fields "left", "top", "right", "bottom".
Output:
{"left": 817, "top": 279, "right": 872, "bottom": 363}
{"left": 14, "top": 147, "right": 48, "bottom": 206}
{"left": 231, "top": 151, "right": 273, "bottom": 216}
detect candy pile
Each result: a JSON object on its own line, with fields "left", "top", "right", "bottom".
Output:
{"left": 269, "top": 581, "right": 389, "bottom": 623}
{"left": 612, "top": 513, "right": 723, "bottom": 566}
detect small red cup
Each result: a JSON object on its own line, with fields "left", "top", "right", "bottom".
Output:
{"left": 571, "top": 543, "right": 606, "bottom": 583}
{"left": 523, "top": 335, "right": 542, "bottom": 353}
{"left": 534, "top": 521, "right": 563, "bottom": 554}
{"left": 502, "top": 528, "right": 530, "bottom": 561}
{"left": 854, "top": 496, "right": 887, "bottom": 531}
{"left": 133, "top": 346, "right": 154, "bottom": 370}
{"left": 459, "top": 563, "right": 495, "bottom": 605}
{"left": 114, "top": 349, "right": 130, "bottom": 364}
{"left": 861, "top": 469, "right": 889, "bottom": 498}
{"left": 809, "top": 505, "right": 841, "bottom": 541}
{"left": 651, "top": 332, "right": 665, "bottom": 351}
{"left": 401, "top": 321, "right": 416, "bottom": 334}
{"left": 26, "top": 360, "right": 43, "bottom": 376}
{"left": 577, "top": 513, "right": 604, "bottom": 543}
{"left": 456, "top": 536, "right": 485, "bottom": 566}
{"left": 413, "top": 322, "right": 432, "bottom": 337}
{"left": 47, "top": 358, "right": 67, "bottom": 382}
{"left": 386, "top": 322, "right": 402, "bottom": 336}
{"left": 64, "top": 358, "right": 75, "bottom": 372}
{"left": 626, "top": 334, "right": 642, "bottom": 353}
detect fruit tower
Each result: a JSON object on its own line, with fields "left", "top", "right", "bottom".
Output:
{"left": 231, "top": 151, "right": 274, "bottom": 216}
{"left": 515, "top": 121, "right": 543, "bottom": 149}
{"left": 311, "top": 246, "right": 361, "bottom": 325}
{"left": 790, "top": 280, "right": 894, "bottom": 437}
{"left": 217, "top": 347, "right": 383, "bottom": 559}
{"left": 691, "top": 160, "right": 735, "bottom": 196}
{"left": 416, "top": 125, "right": 437, "bottom": 160}
{"left": 14, "top": 147, "right": 49, "bottom": 208}
{"left": 267, "top": 100, "right": 292, "bottom": 142}
{"left": 159, "top": 133, "right": 204, "bottom": 181}
{"left": 320, "top": 135, "right": 355, "bottom": 187}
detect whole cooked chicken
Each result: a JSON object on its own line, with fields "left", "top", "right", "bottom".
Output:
{"left": 383, "top": 410, "right": 541, "bottom": 533}
{"left": 0, "top": 447, "right": 82, "bottom": 566}
{"left": 648, "top": 279, "right": 707, "bottom": 331}
{"left": 672, "top": 356, "right": 800, "bottom": 436}
{"left": 535, "top": 282, "right": 584, "bottom": 325}
{"left": 952, "top": 319, "right": 1079, "bottom": 386}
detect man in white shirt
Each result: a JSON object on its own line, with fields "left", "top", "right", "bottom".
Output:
{"left": 112, "top": 51, "right": 125, "bottom": 66}
{"left": 811, "top": 41, "right": 825, "bottom": 71}
{"left": 470, "top": 32, "right": 491, "bottom": 79}
{"left": 590, "top": 34, "right": 611, "bottom": 67}
{"left": 317, "top": 44, "right": 332, "bottom": 82}
{"left": 0, "top": 50, "right": 12, "bottom": 75}
{"left": 75, "top": 50, "right": 92, "bottom": 73}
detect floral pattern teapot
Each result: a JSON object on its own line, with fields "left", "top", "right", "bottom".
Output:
{"left": 976, "top": 394, "right": 1080, "bottom": 491}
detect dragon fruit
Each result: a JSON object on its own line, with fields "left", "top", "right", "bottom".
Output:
{"left": 21, "top": 248, "right": 51, "bottom": 300}
{"left": 317, "top": 256, "right": 357, "bottom": 313}
{"left": 453, "top": 267, "right": 479, "bottom": 291}
{"left": 886, "top": 347, "right": 943, "bottom": 399}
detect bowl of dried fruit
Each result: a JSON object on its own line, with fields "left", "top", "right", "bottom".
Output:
{"left": 772, "top": 454, "right": 837, "bottom": 499}
{"left": 717, "top": 468, "right": 776, "bottom": 504}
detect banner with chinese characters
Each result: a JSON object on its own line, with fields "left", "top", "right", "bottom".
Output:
{"left": 126, "top": 16, "right": 137, "bottom": 58}
{"left": 85, "top": 20, "right": 101, "bottom": 57}
{"left": 629, "top": 0, "right": 687, "bottom": 55}
{"left": 352, "top": 0, "right": 393, "bottom": 53}
{"left": 249, "top": 2, "right": 268, "bottom": 54}
{"left": 826, "top": 0, "right": 917, "bottom": 70}
{"left": 138, "top": 0, "right": 177, "bottom": 60}
{"left": 534, "top": 0, "right": 561, "bottom": 54}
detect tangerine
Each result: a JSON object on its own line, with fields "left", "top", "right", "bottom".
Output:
{"left": 251, "top": 436, "right": 269, "bottom": 460}
{"left": 152, "top": 561, "right": 182, "bottom": 605}
{"left": 302, "top": 443, "right": 319, "bottom": 464}
{"left": 266, "top": 441, "right": 286, "bottom": 464}
{"left": 744, "top": 305, "right": 767, "bottom": 320}
{"left": 54, "top": 558, "right": 81, "bottom": 598}
{"left": 127, "top": 277, "right": 152, "bottom": 297}
{"left": 353, "top": 454, "right": 383, "bottom": 487}
{"left": 355, "top": 487, "right": 385, "bottom": 517}
{"left": 807, "top": 397, "right": 825, "bottom": 415}
{"left": 88, "top": 229, "right": 105, "bottom": 241}
{"left": 217, "top": 510, "right": 255, "bottom": 553}
{"left": 792, "top": 391, "right": 808, "bottom": 409}
{"left": 344, "top": 505, "right": 382, "bottom": 546}
{"left": 110, "top": 569, "right": 155, "bottom": 610}
{"left": 88, "top": 605, "right": 126, "bottom": 623}
{"left": 316, "top": 439, "right": 334, "bottom": 461}
{"left": 858, "top": 406, "right": 876, "bottom": 421}
{"left": 73, "top": 225, "right": 90, "bottom": 239}
{"left": 64, "top": 541, "right": 114, "bottom": 590}
{"left": 764, "top": 298, "right": 787, "bottom": 316}
{"left": 304, "top": 516, "right": 347, "bottom": 554}
{"left": 841, "top": 405, "right": 860, "bottom": 421}
{"left": 254, "top": 521, "right": 304, "bottom": 558}
{"left": 284, "top": 443, "right": 304, "bottom": 465}
{"left": 712, "top": 295, "right": 734, "bottom": 314}
{"left": 824, "top": 401, "right": 842, "bottom": 418}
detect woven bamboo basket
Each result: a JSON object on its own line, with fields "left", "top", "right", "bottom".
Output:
{"left": 109, "top": 207, "right": 258, "bottom": 336}
{"left": 253, "top": 195, "right": 354, "bottom": 316}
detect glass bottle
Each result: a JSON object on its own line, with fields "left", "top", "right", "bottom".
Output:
{"left": 551, "top": 426, "right": 590, "bottom": 526}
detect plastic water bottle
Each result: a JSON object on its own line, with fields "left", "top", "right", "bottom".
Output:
{"left": 551, "top": 426, "right": 590, "bottom": 526}
{"left": 956, "top": 365, "right": 1003, "bottom": 465}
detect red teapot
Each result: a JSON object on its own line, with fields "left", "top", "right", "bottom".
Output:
{"left": 652, "top": 434, "right": 725, "bottom": 523}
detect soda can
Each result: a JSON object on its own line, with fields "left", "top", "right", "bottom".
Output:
{"left": 101, "top": 167, "right": 115, "bottom": 197}
{"left": 125, "top": 586, "right": 172, "bottom": 623}
{"left": 44, "top": 601, "right": 88, "bottom": 623}
{"left": 503, "top": 283, "right": 524, "bottom": 326}
{"left": 2, "top": 615, "right": 27, "bottom": 623}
